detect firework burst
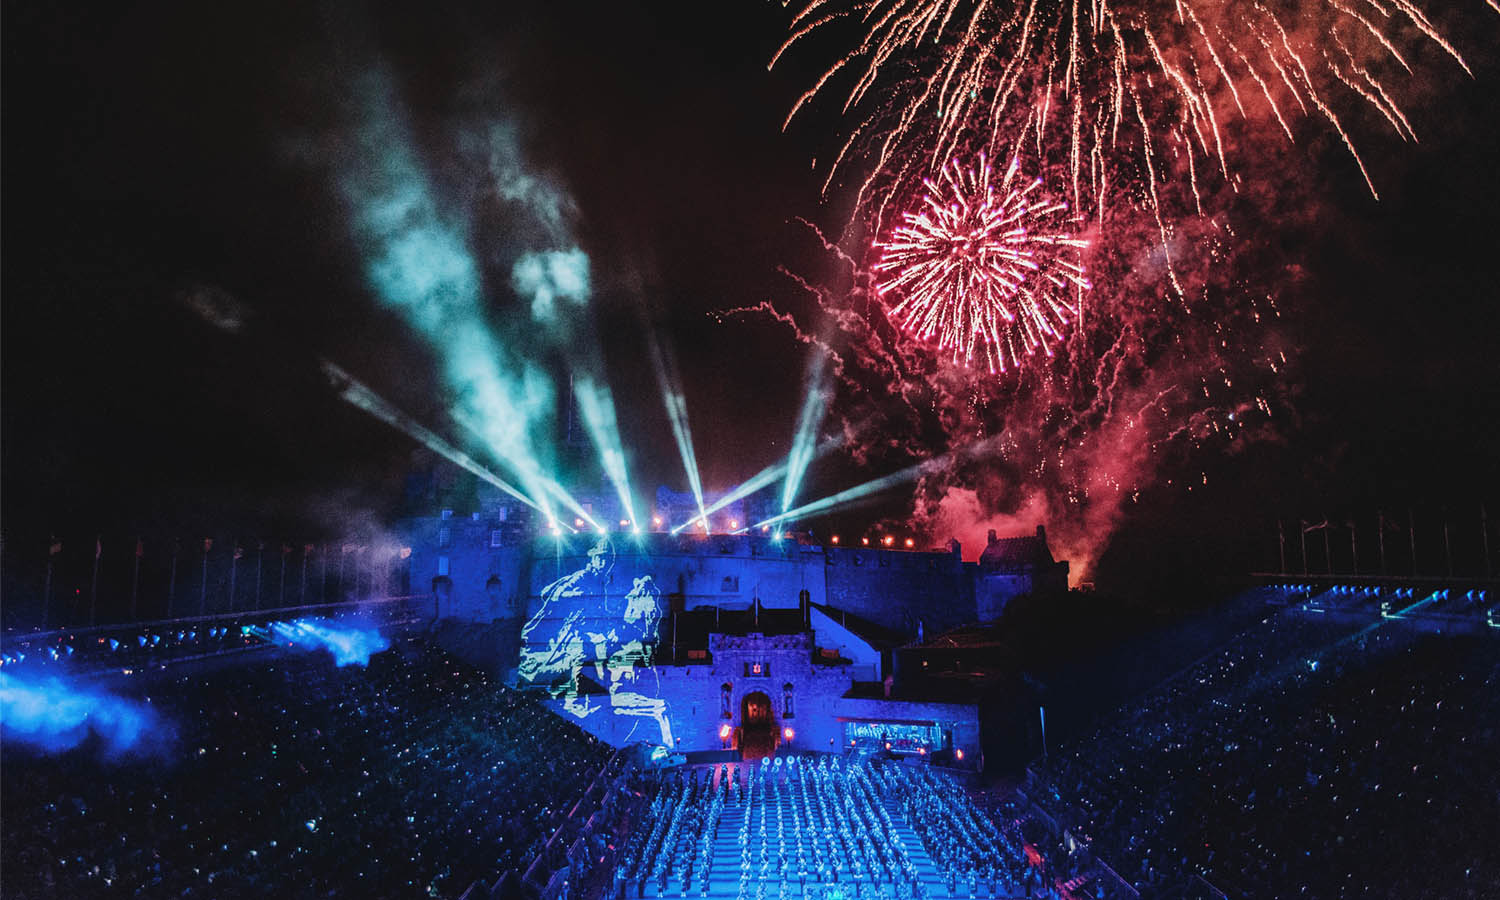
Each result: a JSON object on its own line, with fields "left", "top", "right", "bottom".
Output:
{"left": 873, "top": 154, "right": 1090, "bottom": 373}
{"left": 773, "top": 0, "right": 1484, "bottom": 234}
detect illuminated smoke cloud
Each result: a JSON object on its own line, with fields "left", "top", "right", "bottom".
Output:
{"left": 513, "top": 248, "right": 591, "bottom": 325}
{"left": 266, "top": 618, "right": 390, "bottom": 668}
{"left": 468, "top": 90, "right": 635, "bottom": 525}
{"left": 1, "top": 672, "right": 167, "bottom": 757}
{"left": 336, "top": 66, "right": 561, "bottom": 518}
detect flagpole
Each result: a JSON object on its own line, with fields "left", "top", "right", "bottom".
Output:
{"left": 168, "top": 539, "right": 179, "bottom": 619}
{"left": 42, "top": 538, "right": 58, "bottom": 631}
{"left": 200, "top": 539, "right": 211, "bottom": 617}
{"left": 1349, "top": 521, "right": 1358, "bottom": 575}
{"left": 1408, "top": 509, "right": 1417, "bottom": 576}
{"left": 1323, "top": 519, "right": 1332, "bottom": 576}
{"left": 1442, "top": 510, "right": 1453, "bottom": 577}
{"left": 229, "top": 538, "right": 239, "bottom": 613}
{"left": 1378, "top": 511, "right": 1388, "bottom": 575}
{"left": 1278, "top": 520, "right": 1286, "bottom": 575}
{"left": 1484, "top": 504, "right": 1492, "bottom": 579}
{"left": 130, "top": 537, "right": 142, "bottom": 621}
{"left": 1300, "top": 520, "right": 1309, "bottom": 577}
{"left": 89, "top": 535, "right": 101, "bottom": 627}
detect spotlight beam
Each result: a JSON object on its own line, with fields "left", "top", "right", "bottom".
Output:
{"left": 781, "top": 350, "right": 832, "bottom": 513}
{"left": 451, "top": 410, "right": 601, "bottom": 530}
{"left": 753, "top": 434, "right": 1006, "bottom": 531}
{"left": 337, "top": 65, "right": 563, "bottom": 523}
{"left": 647, "top": 327, "right": 707, "bottom": 526}
{"left": 671, "top": 435, "right": 844, "bottom": 534}
{"left": 322, "top": 361, "right": 542, "bottom": 512}
{"left": 572, "top": 374, "right": 638, "bottom": 529}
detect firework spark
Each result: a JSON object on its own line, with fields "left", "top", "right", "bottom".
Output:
{"left": 773, "top": 0, "right": 1481, "bottom": 228}
{"left": 873, "top": 153, "right": 1090, "bottom": 373}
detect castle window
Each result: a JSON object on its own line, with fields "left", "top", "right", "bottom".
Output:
{"left": 720, "top": 575, "right": 740, "bottom": 593}
{"left": 490, "top": 530, "right": 503, "bottom": 548}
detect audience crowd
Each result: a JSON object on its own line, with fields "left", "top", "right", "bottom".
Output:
{"left": 1029, "top": 594, "right": 1500, "bottom": 899}
{"left": 2, "top": 642, "right": 612, "bottom": 899}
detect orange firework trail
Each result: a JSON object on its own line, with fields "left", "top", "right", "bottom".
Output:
{"left": 873, "top": 153, "right": 1090, "bottom": 373}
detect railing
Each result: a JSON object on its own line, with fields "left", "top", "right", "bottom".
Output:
{"left": 0, "top": 595, "right": 430, "bottom": 673}
{"left": 521, "top": 744, "right": 642, "bottom": 894}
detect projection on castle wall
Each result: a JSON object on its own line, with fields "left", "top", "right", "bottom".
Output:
{"left": 518, "top": 537, "right": 675, "bottom": 745}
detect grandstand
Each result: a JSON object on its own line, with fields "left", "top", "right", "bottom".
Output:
{"left": 1, "top": 642, "right": 611, "bottom": 899}
{"left": 1024, "top": 587, "right": 1500, "bottom": 899}
{"left": 4, "top": 576, "right": 1497, "bottom": 900}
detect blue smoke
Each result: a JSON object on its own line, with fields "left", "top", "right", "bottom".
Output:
{"left": 1, "top": 672, "right": 165, "bottom": 757}
{"left": 513, "top": 248, "right": 590, "bottom": 325}
{"left": 268, "top": 617, "right": 390, "bottom": 667}
{"left": 337, "top": 67, "right": 562, "bottom": 520}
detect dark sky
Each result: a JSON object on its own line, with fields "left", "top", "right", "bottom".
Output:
{"left": 3, "top": 0, "right": 1498, "bottom": 586}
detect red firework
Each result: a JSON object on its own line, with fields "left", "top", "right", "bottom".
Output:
{"left": 873, "top": 154, "right": 1090, "bottom": 374}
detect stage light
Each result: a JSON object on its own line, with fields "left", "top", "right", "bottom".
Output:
{"left": 652, "top": 515, "right": 663, "bottom": 527}
{"left": 955, "top": 749, "right": 964, "bottom": 760}
{"left": 719, "top": 724, "right": 732, "bottom": 739}
{"left": 917, "top": 747, "right": 926, "bottom": 755}
{"left": 883, "top": 536, "right": 894, "bottom": 547}
{"left": 861, "top": 537, "right": 870, "bottom": 546}
{"left": 904, "top": 538, "right": 914, "bottom": 548}
{"left": 831, "top": 535, "right": 840, "bottom": 544}
{"left": 632, "top": 525, "right": 642, "bottom": 536}
{"left": 783, "top": 727, "right": 795, "bottom": 741}
{"left": 762, "top": 526, "right": 771, "bottom": 533}
{"left": 773, "top": 531, "right": 784, "bottom": 541}
{"left": 730, "top": 519, "right": 739, "bottom": 529}
{"left": 620, "top": 519, "right": 630, "bottom": 527}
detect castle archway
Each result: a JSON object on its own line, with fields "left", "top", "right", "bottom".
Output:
{"left": 738, "top": 690, "right": 777, "bottom": 758}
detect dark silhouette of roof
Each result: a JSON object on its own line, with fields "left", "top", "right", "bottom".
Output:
{"left": 979, "top": 524, "right": 1059, "bottom": 572}
{"left": 809, "top": 603, "right": 911, "bottom": 649}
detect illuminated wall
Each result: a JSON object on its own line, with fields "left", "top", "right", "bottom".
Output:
{"left": 404, "top": 523, "right": 985, "bottom": 757}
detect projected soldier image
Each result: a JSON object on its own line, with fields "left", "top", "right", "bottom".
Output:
{"left": 518, "top": 537, "right": 675, "bottom": 746}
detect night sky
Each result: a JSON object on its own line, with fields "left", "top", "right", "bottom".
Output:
{"left": 4, "top": 0, "right": 1498, "bottom": 592}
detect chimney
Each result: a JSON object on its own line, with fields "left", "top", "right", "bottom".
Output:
{"left": 987, "top": 529, "right": 998, "bottom": 546}
{"left": 1036, "top": 524, "right": 1047, "bottom": 543}
{"left": 947, "top": 538, "right": 962, "bottom": 557}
